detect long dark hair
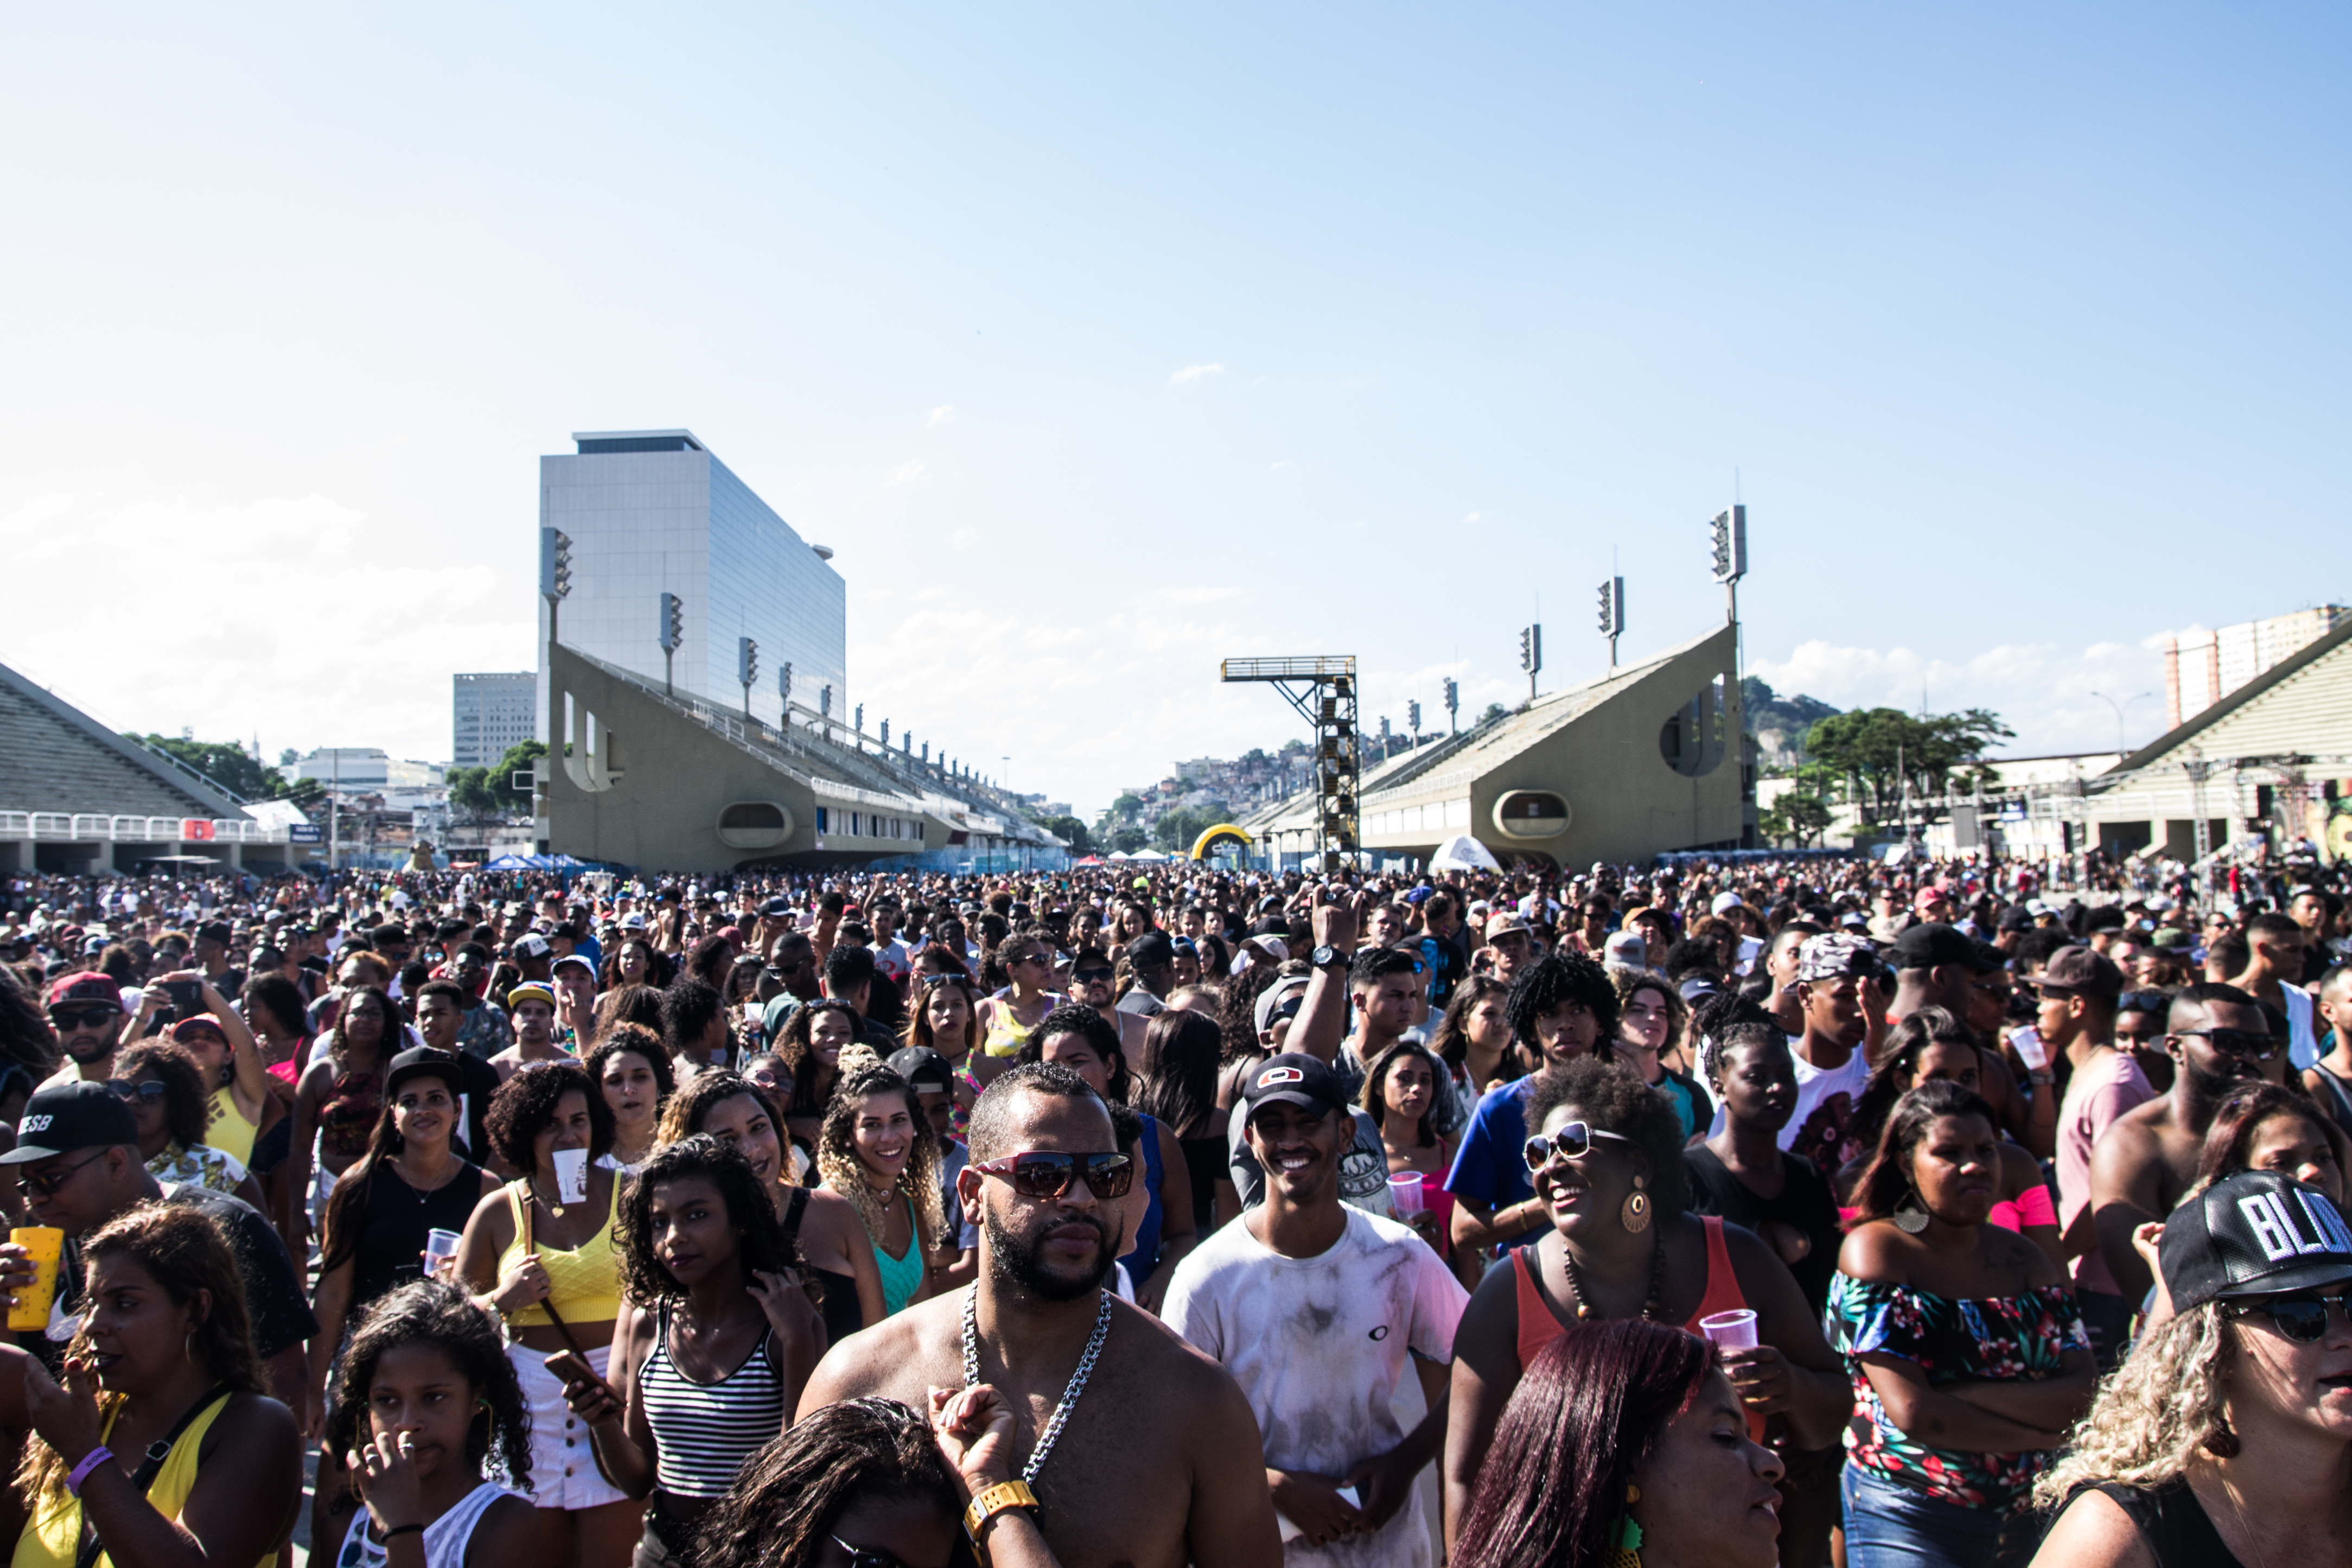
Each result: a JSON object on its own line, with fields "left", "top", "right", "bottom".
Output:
{"left": 1452, "top": 1320, "right": 1717, "bottom": 1568}
{"left": 617, "top": 1134, "right": 799, "bottom": 1305}
{"left": 329, "top": 984, "right": 397, "bottom": 1068}
{"left": 0, "top": 967, "right": 58, "bottom": 1076}
{"left": 686, "top": 1398, "right": 972, "bottom": 1568}
{"left": 656, "top": 1071, "right": 793, "bottom": 1183}
{"left": 1850, "top": 1080, "right": 1998, "bottom": 1225}
{"left": 585, "top": 1023, "right": 677, "bottom": 1118}
{"left": 1134, "top": 1009, "right": 1221, "bottom": 1137}
{"left": 319, "top": 1059, "right": 469, "bottom": 1277}
{"left": 1362, "top": 1040, "right": 1449, "bottom": 1148}
{"left": 327, "top": 1281, "right": 531, "bottom": 1497}
{"left": 1429, "top": 974, "right": 1512, "bottom": 1074}
{"left": 2197, "top": 1081, "right": 2346, "bottom": 1190}
{"left": 779, "top": 999, "right": 862, "bottom": 1118}
{"left": 1846, "top": 1006, "right": 1978, "bottom": 1165}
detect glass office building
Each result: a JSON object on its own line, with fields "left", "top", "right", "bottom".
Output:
{"left": 452, "top": 672, "right": 536, "bottom": 767}
{"left": 537, "top": 431, "right": 847, "bottom": 735}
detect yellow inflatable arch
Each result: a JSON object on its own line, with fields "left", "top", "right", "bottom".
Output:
{"left": 1188, "top": 823, "right": 1254, "bottom": 861}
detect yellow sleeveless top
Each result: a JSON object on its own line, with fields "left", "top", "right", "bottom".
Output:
{"left": 496, "top": 1171, "right": 623, "bottom": 1327}
{"left": 207, "top": 1088, "right": 257, "bottom": 1166}
{"left": 981, "top": 998, "right": 1041, "bottom": 1059}
{"left": 14, "top": 1390, "right": 273, "bottom": 1568}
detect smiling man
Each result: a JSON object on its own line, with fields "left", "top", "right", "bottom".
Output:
{"left": 796, "top": 1062, "right": 1280, "bottom": 1568}
{"left": 1165, "top": 1053, "right": 1465, "bottom": 1566}
{"left": 36, "top": 973, "right": 128, "bottom": 1090}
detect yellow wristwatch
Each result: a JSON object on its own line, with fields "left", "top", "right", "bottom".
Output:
{"left": 963, "top": 1478, "right": 1039, "bottom": 1552}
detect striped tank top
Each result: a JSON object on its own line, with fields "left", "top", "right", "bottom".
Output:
{"left": 638, "top": 1299, "right": 785, "bottom": 1497}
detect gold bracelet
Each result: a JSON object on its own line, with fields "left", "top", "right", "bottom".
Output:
{"left": 963, "top": 1478, "right": 1038, "bottom": 1551}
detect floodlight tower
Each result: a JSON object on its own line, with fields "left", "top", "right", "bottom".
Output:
{"left": 656, "top": 592, "right": 683, "bottom": 695}
{"left": 1597, "top": 576, "right": 1624, "bottom": 672}
{"left": 1220, "top": 655, "right": 1359, "bottom": 872}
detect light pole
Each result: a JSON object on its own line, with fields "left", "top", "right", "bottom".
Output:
{"left": 2088, "top": 690, "right": 2154, "bottom": 755}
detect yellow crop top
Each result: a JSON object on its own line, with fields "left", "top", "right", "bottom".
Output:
{"left": 498, "top": 1172, "right": 623, "bottom": 1327}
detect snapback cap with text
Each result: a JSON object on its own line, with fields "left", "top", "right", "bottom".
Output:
{"left": 2161, "top": 1168, "right": 2352, "bottom": 1315}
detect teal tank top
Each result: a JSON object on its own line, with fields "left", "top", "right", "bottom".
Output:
{"left": 874, "top": 1232, "right": 925, "bottom": 1316}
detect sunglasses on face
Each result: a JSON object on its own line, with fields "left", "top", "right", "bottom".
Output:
{"left": 2178, "top": 1028, "right": 2284, "bottom": 1061}
{"left": 2227, "top": 1287, "right": 2352, "bottom": 1344}
{"left": 973, "top": 1150, "right": 1134, "bottom": 1202}
{"left": 1522, "top": 1121, "right": 1639, "bottom": 1172}
{"left": 23, "top": 1151, "right": 107, "bottom": 1199}
{"left": 47, "top": 1008, "right": 117, "bottom": 1032}
{"left": 1072, "top": 968, "right": 1114, "bottom": 985}
{"left": 104, "top": 1080, "right": 168, "bottom": 1105}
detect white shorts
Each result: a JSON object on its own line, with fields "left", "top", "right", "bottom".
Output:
{"left": 508, "top": 1341, "right": 632, "bottom": 1511}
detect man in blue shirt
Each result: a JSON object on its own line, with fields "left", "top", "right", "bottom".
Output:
{"left": 1443, "top": 951, "right": 1620, "bottom": 1255}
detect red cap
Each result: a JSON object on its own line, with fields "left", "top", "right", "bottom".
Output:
{"left": 45, "top": 973, "right": 122, "bottom": 1012}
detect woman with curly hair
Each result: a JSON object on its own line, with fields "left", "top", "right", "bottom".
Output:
{"left": 2031, "top": 1167, "right": 2352, "bottom": 1568}
{"left": 107, "top": 1040, "right": 264, "bottom": 1206}
{"left": 1443, "top": 1056, "right": 1850, "bottom": 1556}
{"left": 453, "top": 1060, "right": 636, "bottom": 1568}
{"left": 326, "top": 1280, "right": 536, "bottom": 1568}
{"left": 681, "top": 1398, "right": 979, "bottom": 1568}
{"left": 1454, "top": 1319, "right": 1787, "bottom": 1568}
{"left": 815, "top": 1063, "right": 946, "bottom": 1319}
{"left": 585, "top": 1024, "right": 675, "bottom": 1172}
{"left": 776, "top": 998, "right": 859, "bottom": 1144}
{"left": 658, "top": 1071, "right": 884, "bottom": 1345}
{"left": 557, "top": 1136, "right": 825, "bottom": 1563}
{"left": 1830, "top": 1081, "right": 2095, "bottom": 1567}
{"left": 15, "top": 1201, "right": 301, "bottom": 1568}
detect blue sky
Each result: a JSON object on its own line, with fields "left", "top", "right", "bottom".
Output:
{"left": 2, "top": 5, "right": 2343, "bottom": 814}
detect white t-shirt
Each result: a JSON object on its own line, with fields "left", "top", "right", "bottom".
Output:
{"left": 1164, "top": 1207, "right": 1468, "bottom": 1568}
{"left": 1705, "top": 1036, "right": 1870, "bottom": 1167}
{"left": 2284, "top": 986, "right": 2320, "bottom": 1072}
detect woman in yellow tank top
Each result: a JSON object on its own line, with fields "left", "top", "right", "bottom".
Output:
{"left": 454, "top": 1061, "right": 636, "bottom": 1568}
{"left": 974, "top": 938, "right": 1059, "bottom": 1068}
{"left": 15, "top": 1203, "right": 299, "bottom": 1568}
{"left": 156, "top": 990, "right": 276, "bottom": 1168}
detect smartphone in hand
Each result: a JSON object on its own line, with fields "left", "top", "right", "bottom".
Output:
{"left": 543, "top": 1349, "right": 597, "bottom": 1388}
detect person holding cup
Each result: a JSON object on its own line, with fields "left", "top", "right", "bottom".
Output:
{"left": 1363, "top": 1041, "right": 1475, "bottom": 1287}
{"left": 455, "top": 1060, "right": 636, "bottom": 1568}
{"left": 307, "top": 1046, "right": 500, "bottom": 1548}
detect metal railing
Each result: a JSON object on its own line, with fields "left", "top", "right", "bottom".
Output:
{"left": 1221, "top": 656, "right": 1357, "bottom": 683}
{"left": 0, "top": 811, "right": 294, "bottom": 844}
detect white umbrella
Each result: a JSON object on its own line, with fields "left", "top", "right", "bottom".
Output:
{"left": 1429, "top": 834, "right": 1503, "bottom": 872}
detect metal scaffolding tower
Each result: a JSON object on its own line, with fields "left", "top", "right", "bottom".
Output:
{"left": 1221, "top": 655, "right": 1359, "bottom": 872}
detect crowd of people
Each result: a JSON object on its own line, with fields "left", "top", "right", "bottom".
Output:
{"left": 0, "top": 845, "right": 2345, "bottom": 1567}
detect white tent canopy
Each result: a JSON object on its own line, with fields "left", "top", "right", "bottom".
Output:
{"left": 1429, "top": 833, "right": 1503, "bottom": 872}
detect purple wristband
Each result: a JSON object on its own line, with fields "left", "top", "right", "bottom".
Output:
{"left": 65, "top": 1446, "right": 112, "bottom": 1495}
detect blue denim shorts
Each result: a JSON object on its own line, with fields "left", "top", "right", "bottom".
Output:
{"left": 1840, "top": 1466, "right": 2016, "bottom": 1568}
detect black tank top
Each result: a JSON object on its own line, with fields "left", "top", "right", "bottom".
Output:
{"left": 2064, "top": 1481, "right": 2245, "bottom": 1568}
{"left": 782, "top": 1186, "right": 866, "bottom": 1347}
{"left": 346, "top": 1161, "right": 486, "bottom": 1311}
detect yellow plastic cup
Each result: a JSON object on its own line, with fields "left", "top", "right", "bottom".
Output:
{"left": 8, "top": 1227, "right": 62, "bottom": 1333}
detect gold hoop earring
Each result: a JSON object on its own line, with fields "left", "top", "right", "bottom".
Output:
{"left": 1620, "top": 1173, "right": 1651, "bottom": 1234}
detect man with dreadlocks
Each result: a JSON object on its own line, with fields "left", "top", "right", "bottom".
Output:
{"left": 1442, "top": 952, "right": 1622, "bottom": 1258}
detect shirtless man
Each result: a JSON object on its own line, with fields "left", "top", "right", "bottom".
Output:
{"left": 1066, "top": 953, "right": 1150, "bottom": 1061}
{"left": 2088, "top": 982, "right": 2283, "bottom": 1306}
{"left": 797, "top": 1063, "right": 1280, "bottom": 1568}
{"left": 489, "top": 983, "right": 567, "bottom": 1082}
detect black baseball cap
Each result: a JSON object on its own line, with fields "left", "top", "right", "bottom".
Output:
{"left": 1240, "top": 1053, "right": 1350, "bottom": 1121}
{"left": 0, "top": 1082, "right": 138, "bottom": 1164}
{"left": 887, "top": 1046, "right": 954, "bottom": 1093}
{"left": 1889, "top": 922, "right": 1975, "bottom": 971}
{"left": 2162, "top": 1169, "right": 2352, "bottom": 1314}
{"left": 760, "top": 896, "right": 794, "bottom": 917}
{"left": 1127, "top": 931, "right": 1175, "bottom": 968}
{"left": 385, "top": 1046, "right": 467, "bottom": 1101}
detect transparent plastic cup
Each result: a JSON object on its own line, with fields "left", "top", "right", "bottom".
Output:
{"left": 1388, "top": 1175, "right": 1426, "bottom": 1215}
{"left": 1699, "top": 1308, "right": 1758, "bottom": 1349}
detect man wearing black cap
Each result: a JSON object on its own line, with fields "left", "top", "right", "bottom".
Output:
{"left": 2090, "top": 982, "right": 2286, "bottom": 1314}
{"left": 36, "top": 973, "right": 128, "bottom": 1092}
{"left": 0, "top": 1082, "right": 318, "bottom": 1421}
{"left": 1886, "top": 922, "right": 1978, "bottom": 1023}
{"left": 1166, "top": 1054, "right": 1467, "bottom": 1557}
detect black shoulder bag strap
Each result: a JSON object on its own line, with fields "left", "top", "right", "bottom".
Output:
{"left": 74, "top": 1383, "right": 233, "bottom": 1568}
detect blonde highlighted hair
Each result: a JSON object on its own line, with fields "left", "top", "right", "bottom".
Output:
{"left": 2033, "top": 1302, "right": 2233, "bottom": 1510}
{"left": 816, "top": 1063, "right": 947, "bottom": 1261}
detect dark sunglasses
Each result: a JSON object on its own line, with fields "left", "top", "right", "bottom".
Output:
{"left": 1070, "top": 967, "right": 1115, "bottom": 984}
{"left": 47, "top": 1008, "right": 118, "bottom": 1031}
{"left": 23, "top": 1151, "right": 107, "bottom": 1199}
{"left": 2119, "top": 991, "right": 2170, "bottom": 1014}
{"left": 830, "top": 1538, "right": 912, "bottom": 1568}
{"left": 2227, "top": 1287, "right": 2352, "bottom": 1344}
{"left": 1523, "top": 1120, "right": 1638, "bottom": 1172}
{"left": 104, "top": 1080, "right": 169, "bottom": 1105}
{"left": 2178, "top": 1027, "right": 2284, "bottom": 1061}
{"left": 973, "top": 1150, "right": 1134, "bottom": 1202}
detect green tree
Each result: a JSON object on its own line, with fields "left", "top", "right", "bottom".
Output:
{"left": 1035, "top": 814, "right": 1091, "bottom": 855}
{"left": 487, "top": 741, "right": 547, "bottom": 809}
{"left": 1803, "top": 707, "right": 2013, "bottom": 818}
{"left": 1109, "top": 792, "right": 1145, "bottom": 819}
{"left": 1110, "top": 825, "right": 1148, "bottom": 854}
{"left": 1152, "top": 802, "right": 1232, "bottom": 855}
{"left": 1760, "top": 789, "right": 1834, "bottom": 848}
{"left": 135, "top": 734, "right": 331, "bottom": 807}
{"left": 1477, "top": 703, "right": 1508, "bottom": 726}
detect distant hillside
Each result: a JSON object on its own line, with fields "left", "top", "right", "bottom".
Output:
{"left": 1742, "top": 677, "right": 1841, "bottom": 769}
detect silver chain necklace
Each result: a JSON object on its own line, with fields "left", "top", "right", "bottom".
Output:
{"left": 960, "top": 1285, "right": 1112, "bottom": 1487}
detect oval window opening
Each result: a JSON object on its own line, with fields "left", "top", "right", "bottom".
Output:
{"left": 1491, "top": 790, "right": 1571, "bottom": 840}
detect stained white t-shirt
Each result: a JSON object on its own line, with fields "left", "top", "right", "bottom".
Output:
{"left": 1703, "top": 1036, "right": 1870, "bottom": 1168}
{"left": 1164, "top": 1207, "right": 1468, "bottom": 1568}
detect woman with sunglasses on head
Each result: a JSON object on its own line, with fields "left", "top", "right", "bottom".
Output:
{"left": 1443, "top": 1056, "right": 1849, "bottom": 1556}
{"left": 138, "top": 978, "right": 273, "bottom": 1167}
{"left": 2032, "top": 1167, "right": 2352, "bottom": 1568}
{"left": 556, "top": 1135, "right": 824, "bottom": 1565}
{"left": 817, "top": 1061, "right": 948, "bottom": 1320}
{"left": 454, "top": 1061, "right": 639, "bottom": 1568}
{"left": 1838, "top": 1008, "right": 2066, "bottom": 1272}
{"left": 661, "top": 1070, "right": 886, "bottom": 1343}
{"left": 974, "top": 939, "right": 1057, "bottom": 1069}
{"left": 903, "top": 973, "right": 986, "bottom": 1119}
{"left": 1830, "top": 1080, "right": 2097, "bottom": 1568}
{"left": 107, "top": 1040, "right": 265, "bottom": 1208}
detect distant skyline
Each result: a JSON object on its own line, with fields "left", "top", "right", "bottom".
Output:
{"left": 2, "top": 5, "right": 2342, "bottom": 816}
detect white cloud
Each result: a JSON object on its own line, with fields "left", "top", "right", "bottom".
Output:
{"left": 1168, "top": 363, "right": 1226, "bottom": 386}
{"left": 1462, "top": 512, "right": 1481, "bottom": 525}
{"left": 1748, "top": 635, "right": 2174, "bottom": 757}
{"left": 0, "top": 492, "right": 528, "bottom": 765}
{"left": 883, "top": 459, "right": 931, "bottom": 489}
{"left": 948, "top": 527, "right": 979, "bottom": 551}
{"left": 925, "top": 405, "right": 955, "bottom": 430}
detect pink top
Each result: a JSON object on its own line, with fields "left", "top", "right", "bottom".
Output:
{"left": 2057, "top": 1050, "right": 2156, "bottom": 1296}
